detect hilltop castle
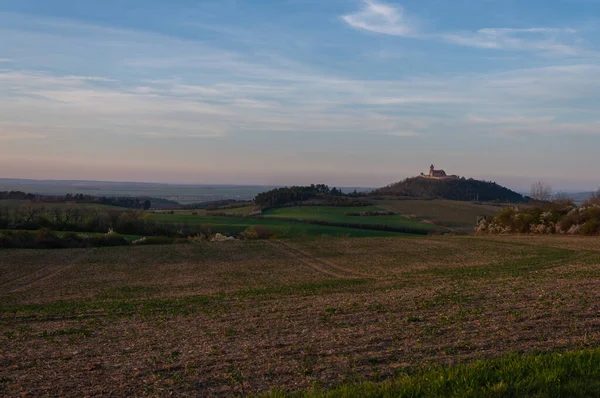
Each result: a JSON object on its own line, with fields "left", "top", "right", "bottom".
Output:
{"left": 419, "top": 165, "right": 458, "bottom": 180}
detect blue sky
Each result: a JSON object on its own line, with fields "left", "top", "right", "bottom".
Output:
{"left": 1, "top": 0, "right": 599, "bottom": 190}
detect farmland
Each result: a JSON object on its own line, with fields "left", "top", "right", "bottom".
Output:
{"left": 147, "top": 212, "right": 410, "bottom": 238}
{"left": 1, "top": 235, "right": 599, "bottom": 396}
{"left": 147, "top": 205, "right": 443, "bottom": 238}
{"left": 262, "top": 206, "right": 443, "bottom": 232}
{"left": 374, "top": 199, "right": 503, "bottom": 232}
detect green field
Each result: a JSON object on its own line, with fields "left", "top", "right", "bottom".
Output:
{"left": 149, "top": 205, "right": 442, "bottom": 237}
{"left": 2, "top": 197, "right": 500, "bottom": 236}
{"left": 271, "top": 348, "right": 600, "bottom": 397}
{"left": 263, "top": 206, "right": 443, "bottom": 232}
{"left": 148, "top": 212, "right": 410, "bottom": 238}
{"left": 207, "top": 205, "right": 256, "bottom": 215}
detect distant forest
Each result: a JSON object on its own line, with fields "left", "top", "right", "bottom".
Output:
{"left": 0, "top": 191, "right": 168, "bottom": 210}
{"left": 254, "top": 185, "right": 369, "bottom": 208}
{"left": 372, "top": 177, "right": 526, "bottom": 203}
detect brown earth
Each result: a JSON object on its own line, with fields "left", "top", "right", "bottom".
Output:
{"left": 1, "top": 236, "right": 599, "bottom": 396}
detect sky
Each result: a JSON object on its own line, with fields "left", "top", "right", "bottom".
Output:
{"left": 1, "top": 0, "right": 599, "bottom": 191}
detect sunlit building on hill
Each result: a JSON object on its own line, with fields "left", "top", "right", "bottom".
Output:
{"left": 419, "top": 165, "right": 458, "bottom": 179}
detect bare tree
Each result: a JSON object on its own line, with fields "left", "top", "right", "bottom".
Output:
{"left": 51, "top": 206, "right": 82, "bottom": 230}
{"left": 17, "top": 202, "right": 45, "bottom": 224}
{"left": 530, "top": 181, "right": 552, "bottom": 202}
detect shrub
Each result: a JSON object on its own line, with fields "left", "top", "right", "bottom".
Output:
{"left": 241, "top": 226, "right": 274, "bottom": 240}
{"left": 187, "top": 234, "right": 207, "bottom": 243}
{"left": 582, "top": 219, "right": 600, "bottom": 236}
{"left": 35, "top": 228, "right": 66, "bottom": 249}
{"left": 479, "top": 202, "right": 600, "bottom": 236}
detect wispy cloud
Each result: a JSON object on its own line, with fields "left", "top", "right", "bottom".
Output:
{"left": 341, "top": 0, "right": 417, "bottom": 37}
{"left": 442, "top": 28, "right": 581, "bottom": 55}
{"left": 341, "top": 1, "right": 586, "bottom": 56}
{"left": 467, "top": 115, "right": 556, "bottom": 124}
{"left": 3, "top": 59, "right": 600, "bottom": 143}
{"left": 1, "top": 11, "right": 600, "bottom": 156}
{"left": 1, "top": 5, "right": 600, "bottom": 184}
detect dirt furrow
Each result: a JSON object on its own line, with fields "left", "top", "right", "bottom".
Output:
{"left": 265, "top": 241, "right": 348, "bottom": 278}
{"left": 7, "top": 248, "right": 96, "bottom": 293}
{"left": 278, "top": 241, "right": 371, "bottom": 278}
{"left": 267, "top": 241, "right": 363, "bottom": 279}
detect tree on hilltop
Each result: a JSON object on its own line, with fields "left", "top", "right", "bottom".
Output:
{"left": 530, "top": 181, "right": 552, "bottom": 202}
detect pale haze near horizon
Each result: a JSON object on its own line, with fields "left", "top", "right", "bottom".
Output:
{"left": 1, "top": 0, "right": 599, "bottom": 192}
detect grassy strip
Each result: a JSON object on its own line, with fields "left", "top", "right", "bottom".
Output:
{"left": 262, "top": 206, "right": 443, "bottom": 234}
{"left": 148, "top": 213, "right": 410, "bottom": 238}
{"left": 0, "top": 279, "right": 371, "bottom": 319}
{"left": 254, "top": 216, "right": 435, "bottom": 235}
{"left": 0, "top": 229, "right": 141, "bottom": 240}
{"left": 420, "top": 246, "right": 578, "bottom": 278}
{"left": 265, "top": 348, "right": 600, "bottom": 397}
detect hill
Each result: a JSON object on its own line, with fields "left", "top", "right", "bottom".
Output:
{"left": 372, "top": 177, "right": 526, "bottom": 203}
{"left": 253, "top": 185, "right": 370, "bottom": 208}
{"left": 374, "top": 199, "right": 503, "bottom": 233}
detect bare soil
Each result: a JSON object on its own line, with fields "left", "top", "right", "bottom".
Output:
{"left": 1, "top": 236, "right": 599, "bottom": 396}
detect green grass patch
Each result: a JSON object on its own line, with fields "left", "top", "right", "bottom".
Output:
{"left": 40, "top": 327, "right": 93, "bottom": 338}
{"left": 421, "top": 246, "right": 577, "bottom": 278}
{"left": 264, "top": 348, "right": 600, "bottom": 397}
{"left": 0, "top": 279, "right": 373, "bottom": 319}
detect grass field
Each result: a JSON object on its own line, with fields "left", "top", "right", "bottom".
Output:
{"left": 262, "top": 206, "right": 443, "bottom": 232}
{"left": 148, "top": 212, "right": 419, "bottom": 238}
{"left": 3, "top": 198, "right": 499, "bottom": 236}
{"left": 1, "top": 235, "right": 599, "bottom": 396}
{"left": 207, "top": 205, "right": 256, "bottom": 216}
{"left": 375, "top": 199, "right": 503, "bottom": 232}
{"left": 268, "top": 348, "right": 600, "bottom": 397}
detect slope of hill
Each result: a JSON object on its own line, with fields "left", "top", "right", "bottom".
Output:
{"left": 372, "top": 177, "right": 526, "bottom": 203}
{"left": 375, "top": 199, "right": 502, "bottom": 233}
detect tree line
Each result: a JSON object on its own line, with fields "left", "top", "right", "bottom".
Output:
{"left": 1, "top": 191, "right": 152, "bottom": 209}
{"left": 0, "top": 205, "right": 178, "bottom": 236}
{"left": 253, "top": 184, "right": 349, "bottom": 208}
